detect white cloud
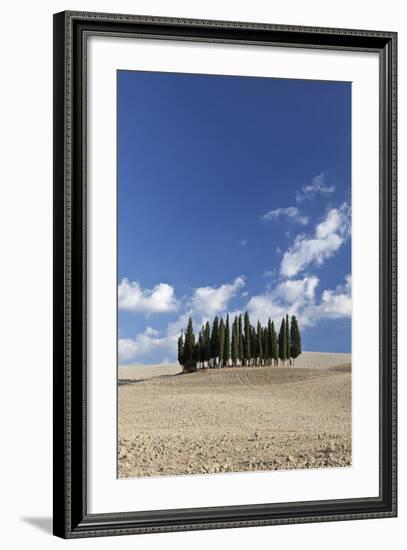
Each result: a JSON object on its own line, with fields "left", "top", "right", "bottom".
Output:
{"left": 144, "top": 326, "right": 160, "bottom": 336}
{"left": 246, "top": 276, "right": 318, "bottom": 326}
{"left": 240, "top": 239, "right": 248, "bottom": 246}
{"left": 262, "top": 206, "right": 308, "bottom": 225}
{"left": 119, "top": 276, "right": 247, "bottom": 363}
{"left": 280, "top": 202, "right": 350, "bottom": 278}
{"left": 281, "top": 233, "right": 342, "bottom": 277}
{"left": 118, "top": 329, "right": 178, "bottom": 363}
{"left": 119, "top": 310, "right": 199, "bottom": 364}
{"left": 316, "top": 207, "right": 345, "bottom": 239}
{"left": 190, "top": 276, "right": 246, "bottom": 317}
{"left": 118, "top": 278, "right": 179, "bottom": 314}
{"left": 274, "top": 276, "right": 319, "bottom": 304}
{"left": 309, "top": 274, "right": 352, "bottom": 321}
{"left": 296, "top": 173, "right": 335, "bottom": 202}
{"left": 244, "top": 274, "right": 351, "bottom": 329}
{"left": 245, "top": 294, "right": 285, "bottom": 326}
{"left": 166, "top": 312, "right": 192, "bottom": 336}
{"left": 118, "top": 338, "right": 139, "bottom": 363}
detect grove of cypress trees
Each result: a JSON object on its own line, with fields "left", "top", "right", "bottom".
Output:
{"left": 278, "top": 317, "right": 286, "bottom": 365}
{"left": 290, "top": 315, "right": 302, "bottom": 365}
{"left": 244, "top": 312, "right": 251, "bottom": 366}
{"left": 179, "top": 311, "right": 302, "bottom": 372}
{"left": 224, "top": 314, "right": 230, "bottom": 367}
{"left": 219, "top": 318, "right": 225, "bottom": 369}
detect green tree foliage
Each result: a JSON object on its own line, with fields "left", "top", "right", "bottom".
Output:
{"left": 184, "top": 317, "right": 195, "bottom": 372}
{"left": 224, "top": 315, "right": 230, "bottom": 367}
{"left": 244, "top": 312, "right": 251, "bottom": 365}
{"left": 250, "top": 325, "right": 256, "bottom": 365}
{"left": 270, "top": 321, "right": 278, "bottom": 365}
{"left": 238, "top": 314, "right": 244, "bottom": 366}
{"left": 198, "top": 330, "right": 205, "bottom": 367}
{"left": 262, "top": 326, "right": 268, "bottom": 366}
{"left": 219, "top": 318, "right": 225, "bottom": 368}
{"left": 210, "top": 316, "right": 220, "bottom": 367}
{"left": 286, "top": 314, "right": 291, "bottom": 365}
{"left": 231, "top": 317, "right": 239, "bottom": 366}
{"left": 179, "top": 312, "right": 301, "bottom": 371}
{"left": 177, "top": 331, "right": 184, "bottom": 367}
{"left": 290, "top": 315, "right": 302, "bottom": 364}
{"left": 192, "top": 342, "right": 200, "bottom": 371}
{"left": 257, "top": 321, "right": 263, "bottom": 366}
{"left": 267, "top": 319, "right": 273, "bottom": 365}
{"left": 278, "top": 317, "right": 287, "bottom": 364}
{"left": 204, "top": 321, "right": 211, "bottom": 368}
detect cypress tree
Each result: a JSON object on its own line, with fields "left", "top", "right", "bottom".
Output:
{"left": 204, "top": 321, "right": 211, "bottom": 368}
{"left": 278, "top": 317, "right": 286, "bottom": 365}
{"left": 184, "top": 317, "right": 195, "bottom": 372}
{"left": 231, "top": 317, "right": 239, "bottom": 366}
{"left": 192, "top": 342, "right": 200, "bottom": 372}
{"left": 262, "top": 326, "right": 268, "bottom": 366}
{"left": 257, "top": 321, "right": 263, "bottom": 367}
{"left": 271, "top": 321, "right": 278, "bottom": 365}
{"left": 177, "top": 331, "right": 185, "bottom": 368}
{"left": 250, "top": 325, "right": 256, "bottom": 366}
{"left": 210, "top": 316, "right": 220, "bottom": 367}
{"left": 224, "top": 314, "right": 231, "bottom": 367}
{"left": 290, "top": 315, "right": 302, "bottom": 365}
{"left": 244, "top": 312, "right": 252, "bottom": 366}
{"left": 219, "top": 318, "right": 225, "bottom": 368}
{"left": 267, "top": 319, "right": 273, "bottom": 365}
{"left": 286, "top": 314, "right": 291, "bottom": 365}
{"left": 238, "top": 314, "right": 244, "bottom": 366}
{"left": 198, "top": 330, "right": 205, "bottom": 369}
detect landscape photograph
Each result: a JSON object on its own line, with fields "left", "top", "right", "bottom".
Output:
{"left": 117, "top": 70, "right": 352, "bottom": 479}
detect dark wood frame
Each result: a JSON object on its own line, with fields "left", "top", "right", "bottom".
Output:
{"left": 53, "top": 10, "right": 397, "bottom": 539}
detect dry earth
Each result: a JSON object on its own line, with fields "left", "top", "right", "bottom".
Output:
{"left": 118, "top": 352, "right": 351, "bottom": 478}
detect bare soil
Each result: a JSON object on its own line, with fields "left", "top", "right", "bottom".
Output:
{"left": 118, "top": 352, "right": 351, "bottom": 478}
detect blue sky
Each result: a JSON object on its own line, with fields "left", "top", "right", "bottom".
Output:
{"left": 117, "top": 70, "right": 351, "bottom": 364}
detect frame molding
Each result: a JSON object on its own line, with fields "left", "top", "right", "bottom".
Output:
{"left": 53, "top": 11, "right": 397, "bottom": 538}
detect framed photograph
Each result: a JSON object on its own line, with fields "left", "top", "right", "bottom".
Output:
{"left": 53, "top": 11, "right": 397, "bottom": 538}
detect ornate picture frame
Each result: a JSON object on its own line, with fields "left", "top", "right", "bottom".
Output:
{"left": 53, "top": 11, "right": 397, "bottom": 538}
